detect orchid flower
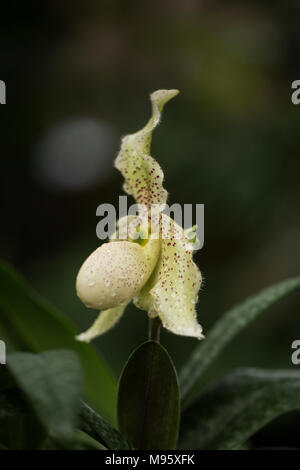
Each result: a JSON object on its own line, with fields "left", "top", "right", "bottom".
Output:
{"left": 76, "top": 89, "right": 203, "bottom": 342}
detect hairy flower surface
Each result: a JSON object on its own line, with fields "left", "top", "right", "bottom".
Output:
{"left": 76, "top": 90, "right": 203, "bottom": 342}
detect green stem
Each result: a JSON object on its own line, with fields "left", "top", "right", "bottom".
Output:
{"left": 148, "top": 317, "right": 161, "bottom": 342}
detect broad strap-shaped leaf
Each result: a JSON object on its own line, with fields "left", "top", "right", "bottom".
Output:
{"left": 115, "top": 89, "right": 178, "bottom": 208}
{"left": 79, "top": 401, "right": 131, "bottom": 450}
{"left": 179, "top": 368, "right": 300, "bottom": 450}
{"left": 118, "top": 340, "right": 180, "bottom": 450}
{"left": 134, "top": 214, "right": 203, "bottom": 339}
{"left": 180, "top": 276, "right": 300, "bottom": 406}
{"left": 0, "top": 260, "right": 117, "bottom": 422}
{"left": 6, "top": 350, "right": 83, "bottom": 442}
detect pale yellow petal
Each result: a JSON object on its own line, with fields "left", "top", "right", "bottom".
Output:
{"left": 76, "top": 304, "right": 127, "bottom": 343}
{"left": 115, "top": 89, "right": 179, "bottom": 208}
{"left": 134, "top": 214, "right": 203, "bottom": 339}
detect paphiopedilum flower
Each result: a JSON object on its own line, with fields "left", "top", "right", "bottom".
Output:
{"left": 76, "top": 90, "right": 203, "bottom": 342}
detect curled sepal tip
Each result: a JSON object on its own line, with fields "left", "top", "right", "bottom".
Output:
{"left": 115, "top": 89, "right": 179, "bottom": 208}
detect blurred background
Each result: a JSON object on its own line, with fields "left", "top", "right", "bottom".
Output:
{"left": 1, "top": 0, "right": 300, "bottom": 446}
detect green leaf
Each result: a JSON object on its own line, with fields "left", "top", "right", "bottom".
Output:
{"left": 6, "top": 350, "right": 82, "bottom": 442}
{"left": 179, "top": 368, "right": 300, "bottom": 450}
{"left": 0, "top": 260, "right": 117, "bottom": 422}
{"left": 118, "top": 340, "right": 180, "bottom": 450}
{"left": 180, "top": 276, "right": 300, "bottom": 407}
{"left": 79, "top": 401, "right": 131, "bottom": 450}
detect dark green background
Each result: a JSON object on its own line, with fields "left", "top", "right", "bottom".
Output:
{"left": 1, "top": 0, "right": 300, "bottom": 446}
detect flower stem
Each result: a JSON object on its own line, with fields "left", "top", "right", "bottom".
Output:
{"left": 148, "top": 317, "right": 161, "bottom": 342}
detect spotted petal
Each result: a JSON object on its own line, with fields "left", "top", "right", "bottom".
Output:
{"left": 134, "top": 214, "right": 203, "bottom": 339}
{"left": 115, "top": 89, "right": 179, "bottom": 208}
